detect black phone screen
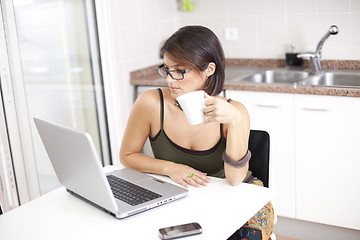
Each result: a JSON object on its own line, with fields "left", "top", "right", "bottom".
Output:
{"left": 159, "top": 222, "right": 202, "bottom": 239}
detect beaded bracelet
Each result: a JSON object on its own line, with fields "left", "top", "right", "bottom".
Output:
{"left": 222, "top": 150, "right": 251, "bottom": 168}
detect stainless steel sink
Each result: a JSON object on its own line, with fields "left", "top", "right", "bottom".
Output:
{"left": 225, "top": 67, "right": 258, "bottom": 81}
{"left": 240, "top": 70, "right": 310, "bottom": 84}
{"left": 299, "top": 71, "right": 360, "bottom": 87}
{"left": 225, "top": 67, "right": 360, "bottom": 88}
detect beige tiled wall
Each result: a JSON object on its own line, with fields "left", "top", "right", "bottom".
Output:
{"left": 110, "top": 0, "right": 359, "bottom": 74}
{"left": 108, "top": 0, "right": 177, "bottom": 71}
{"left": 178, "top": 0, "right": 360, "bottom": 60}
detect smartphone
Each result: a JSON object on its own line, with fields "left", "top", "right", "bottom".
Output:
{"left": 158, "top": 222, "right": 202, "bottom": 239}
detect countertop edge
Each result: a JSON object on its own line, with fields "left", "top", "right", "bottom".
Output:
{"left": 130, "top": 59, "right": 360, "bottom": 98}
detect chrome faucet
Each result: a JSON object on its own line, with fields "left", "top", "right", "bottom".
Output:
{"left": 297, "top": 25, "right": 338, "bottom": 73}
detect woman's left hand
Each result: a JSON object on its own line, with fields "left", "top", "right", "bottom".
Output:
{"left": 203, "top": 93, "right": 240, "bottom": 125}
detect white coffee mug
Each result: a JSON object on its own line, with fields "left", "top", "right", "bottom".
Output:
{"left": 176, "top": 90, "right": 205, "bottom": 125}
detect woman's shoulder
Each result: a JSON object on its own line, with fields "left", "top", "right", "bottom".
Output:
{"left": 217, "top": 95, "right": 247, "bottom": 112}
{"left": 131, "top": 88, "right": 157, "bottom": 113}
{"left": 136, "top": 88, "right": 161, "bottom": 104}
{"left": 134, "top": 88, "right": 169, "bottom": 112}
{"left": 222, "top": 96, "right": 250, "bottom": 124}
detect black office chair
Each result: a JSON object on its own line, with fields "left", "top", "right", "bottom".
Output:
{"left": 248, "top": 130, "right": 270, "bottom": 188}
{"left": 227, "top": 130, "right": 273, "bottom": 240}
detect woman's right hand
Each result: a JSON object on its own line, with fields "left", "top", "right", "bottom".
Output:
{"left": 166, "top": 163, "right": 211, "bottom": 188}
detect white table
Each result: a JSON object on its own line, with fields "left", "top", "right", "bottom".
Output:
{"left": 0, "top": 166, "right": 274, "bottom": 239}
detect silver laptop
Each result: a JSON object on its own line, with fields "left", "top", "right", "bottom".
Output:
{"left": 34, "top": 118, "right": 188, "bottom": 219}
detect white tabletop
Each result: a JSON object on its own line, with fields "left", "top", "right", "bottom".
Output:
{"left": 0, "top": 166, "right": 274, "bottom": 239}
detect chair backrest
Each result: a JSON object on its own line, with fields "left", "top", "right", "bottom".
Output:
{"left": 248, "top": 130, "right": 270, "bottom": 187}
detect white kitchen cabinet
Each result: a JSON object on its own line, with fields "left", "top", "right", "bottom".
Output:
{"left": 294, "top": 94, "right": 360, "bottom": 230}
{"left": 225, "top": 90, "right": 296, "bottom": 218}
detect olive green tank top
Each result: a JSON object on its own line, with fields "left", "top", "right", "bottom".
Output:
{"left": 149, "top": 88, "right": 226, "bottom": 178}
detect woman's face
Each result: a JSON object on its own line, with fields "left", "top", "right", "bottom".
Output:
{"left": 163, "top": 53, "right": 208, "bottom": 100}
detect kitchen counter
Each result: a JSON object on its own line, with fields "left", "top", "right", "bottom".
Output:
{"left": 130, "top": 59, "right": 360, "bottom": 98}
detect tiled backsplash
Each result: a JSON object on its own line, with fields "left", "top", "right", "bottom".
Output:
{"left": 108, "top": 0, "right": 359, "bottom": 73}
{"left": 178, "top": 0, "right": 360, "bottom": 60}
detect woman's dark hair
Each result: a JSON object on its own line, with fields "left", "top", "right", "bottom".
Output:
{"left": 160, "top": 25, "right": 225, "bottom": 96}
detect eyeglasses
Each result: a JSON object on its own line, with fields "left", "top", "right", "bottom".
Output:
{"left": 156, "top": 64, "right": 192, "bottom": 80}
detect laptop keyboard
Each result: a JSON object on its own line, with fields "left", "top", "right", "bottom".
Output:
{"left": 107, "top": 175, "right": 162, "bottom": 206}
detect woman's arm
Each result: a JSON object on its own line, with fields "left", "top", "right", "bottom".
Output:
{"left": 120, "top": 89, "right": 172, "bottom": 174}
{"left": 223, "top": 101, "right": 250, "bottom": 186}
{"left": 204, "top": 96, "right": 250, "bottom": 186}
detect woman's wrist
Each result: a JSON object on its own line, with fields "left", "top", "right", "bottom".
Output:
{"left": 162, "top": 161, "right": 176, "bottom": 176}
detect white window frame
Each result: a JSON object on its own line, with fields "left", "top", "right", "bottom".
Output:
{"left": 0, "top": 0, "right": 40, "bottom": 204}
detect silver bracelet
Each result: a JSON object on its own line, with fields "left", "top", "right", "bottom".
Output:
{"left": 222, "top": 150, "right": 251, "bottom": 168}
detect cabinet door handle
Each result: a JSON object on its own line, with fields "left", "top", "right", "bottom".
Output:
{"left": 303, "top": 107, "right": 331, "bottom": 112}
{"left": 256, "top": 104, "right": 281, "bottom": 109}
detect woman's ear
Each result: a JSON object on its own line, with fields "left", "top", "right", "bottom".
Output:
{"left": 205, "top": 62, "right": 216, "bottom": 77}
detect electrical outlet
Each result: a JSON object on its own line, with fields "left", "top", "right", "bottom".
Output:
{"left": 225, "top": 28, "right": 238, "bottom": 41}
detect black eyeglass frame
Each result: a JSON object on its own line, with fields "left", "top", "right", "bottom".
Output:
{"left": 156, "top": 64, "right": 192, "bottom": 80}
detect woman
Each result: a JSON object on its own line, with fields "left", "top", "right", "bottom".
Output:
{"left": 120, "top": 25, "right": 274, "bottom": 240}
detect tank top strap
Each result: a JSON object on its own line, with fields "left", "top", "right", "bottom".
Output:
{"left": 220, "top": 124, "right": 224, "bottom": 138}
{"left": 157, "top": 88, "right": 164, "bottom": 130}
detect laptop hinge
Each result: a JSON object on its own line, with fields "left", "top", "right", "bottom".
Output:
{"left": 66, "top": 189, "right": 116, "bottom": 217}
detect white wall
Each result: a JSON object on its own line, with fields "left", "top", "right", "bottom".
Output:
{"left": 98, "top": 0, "right": 360, "bottom": 164}
{"left": 96, "top": 0, "right": 178, "bottom": 164}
